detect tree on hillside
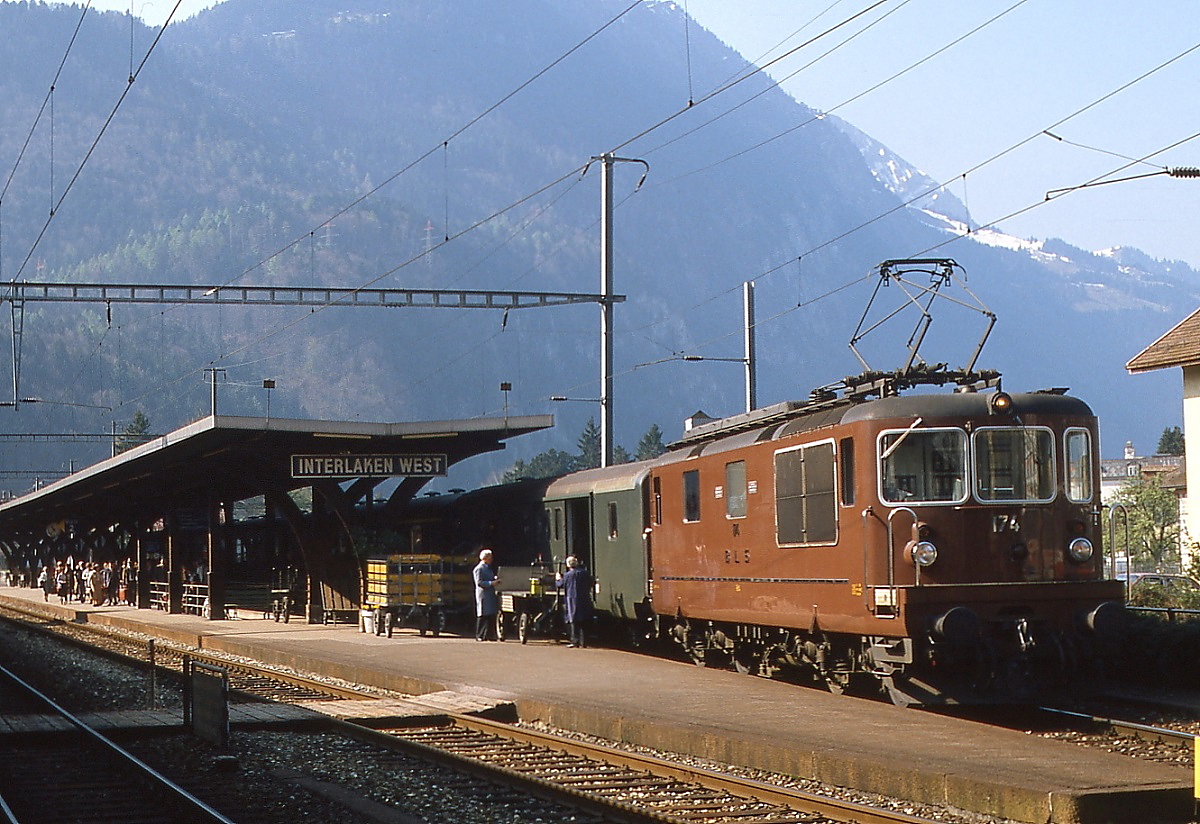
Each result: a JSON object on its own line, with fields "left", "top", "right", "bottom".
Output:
{"left": 1158, "top": 426, "right": 1185, "bottom": 456}
{"left": 1110, "top": 477, "right": 1180, "bottom": 570}
{"left": 113, "top": 411, "right": 153, "bottom": 455}
{"left": 576, "top": 417, "right": 601, "bottom": 471}
{"left": 501, "top": 449, "right": 576, "bottom": 483}
{"left": 635, "top": 423, "right": 667, "bottom": 460}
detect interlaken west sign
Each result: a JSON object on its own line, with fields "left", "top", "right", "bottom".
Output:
{"left": 290, "top": 453, "right": 448, "bottom": 479}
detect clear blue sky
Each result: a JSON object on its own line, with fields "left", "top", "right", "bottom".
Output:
{"left": 87, "top": 0, "right": 1200, "bottom": 268}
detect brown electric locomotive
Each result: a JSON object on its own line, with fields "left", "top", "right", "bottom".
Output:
{"left": 638, "top": 370, "right": 1123, "bottom": 704}
{"left": 536, "top": 260, "right": 1125, "bottom": 704}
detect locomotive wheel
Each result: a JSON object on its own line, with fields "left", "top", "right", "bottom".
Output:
{"left": 882, "top": 675, "right": 917, "bottom": 707}
{"left": 733, "top": 649, "right": 758, "bottom": 676}
{"left": 518, "top": 612, "right": 530, "bottom": 644}
{"left": 824, "top": 673, "right": 850, "bottom": 695}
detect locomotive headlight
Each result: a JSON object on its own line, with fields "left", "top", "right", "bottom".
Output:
{"left": 906, "top": 540, "right": 938, "bottom": 567}
{"left": 1067, "top": 537, "right": 1094, "bottom": 563}
{"left": 988, "top": 391, "right": 1014, "bottom": 415}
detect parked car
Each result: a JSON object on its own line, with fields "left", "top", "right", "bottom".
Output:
{"left": 1126, "top": 573, "right": 1200, "bottom": 594}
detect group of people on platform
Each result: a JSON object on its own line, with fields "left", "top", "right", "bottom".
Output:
{"left": 35, "top": 559, "right": 137, "bottom": 607}
{"left": 472, "top": 548, "right": 594, "bottom": 647}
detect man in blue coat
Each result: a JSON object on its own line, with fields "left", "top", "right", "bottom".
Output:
{"left": 473, "top": 548, "right": 500, "bottom": 641}
{"left": 559, "top": 555, "right": 593, "bottom": 648}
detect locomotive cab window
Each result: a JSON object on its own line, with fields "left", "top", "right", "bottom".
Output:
{"left": 1064, "top": 428, "right": 1093, "bottom": 503}
{"left": 973, "top": 427, "right": 1054, "bottom": 503}
{"left": 879, "top": 427, "right": 967, "bottom": 504}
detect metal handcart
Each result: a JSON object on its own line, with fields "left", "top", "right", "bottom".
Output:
{"left": 499, "top": 560, "right": 563, "bottom": 644}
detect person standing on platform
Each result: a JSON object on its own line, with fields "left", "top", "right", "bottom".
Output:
{"left": 473, "top": 548, "right": 500, "bottom": 641}
{"left": 559, "top": 555, "right": 594, "bottom": 648}
{"left": 37, "top": 565, "right": 51, "bottom": 601}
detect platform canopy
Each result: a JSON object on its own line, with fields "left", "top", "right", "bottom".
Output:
{"left": 0, "top": 413, "right": 553, "bottom": 541}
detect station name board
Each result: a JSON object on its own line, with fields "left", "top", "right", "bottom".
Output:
{"left": 290, "top": 453, "right": 448, "bottom": 479}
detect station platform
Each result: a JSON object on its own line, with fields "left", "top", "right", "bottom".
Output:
{"left": 0, "top": 586, "right": 1191, "bottom": 824}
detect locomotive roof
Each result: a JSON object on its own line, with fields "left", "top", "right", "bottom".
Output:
{"left": 840, "top": 390, "right": 1094, "bottom": 423}
{"left": 670, "top": 388, "right": 1094, "bottom": 454}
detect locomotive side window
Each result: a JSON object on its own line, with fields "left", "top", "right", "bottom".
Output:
{"left": 1064, "top": 428, "right": 1093, "bottom": 502}
{"left": 973, "top": 427, "right": 1054, "bottom": 502}
{"left": 608, "top": 501, "right": 619, "bottom": 539}
{"left": 725, "top": 461, "right": 747, "bottom": 519}
{"left": 774, "top": 441, "right": 836, "bottom": 545}
{"left": 839, "top": 437, "right": 854, "bottom": 506}
{"left": 683, "top": 469, "right": 701, "bottom": 523}
{"left": 879, "top": 428, "right": 966, "bottom": 504}
{"left": 653, "top": 476, "right": 662, "bottom": 525}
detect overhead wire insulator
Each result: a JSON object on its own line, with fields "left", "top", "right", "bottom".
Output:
{"left": 1169, "top": 167, "right": 1200, "bottom": 178}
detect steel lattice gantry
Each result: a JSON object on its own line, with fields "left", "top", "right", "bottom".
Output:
{"left": 0, "top": 281, "right": 626, "bottom": 400}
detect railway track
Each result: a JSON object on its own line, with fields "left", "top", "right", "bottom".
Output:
{"left": 0, "top": 600, "right": 954, "bottom": 823}
{"left": 1039, "top": 704, "right": 1197, "bottom": 749}
{"left": 0, "top": 601, "right": 372, "bottom": 703}
{"left": 375, "top": 713, "right": 945, "bottom": 824}
{"left": 0, "top": 663, "right": 234, "bottom": 824}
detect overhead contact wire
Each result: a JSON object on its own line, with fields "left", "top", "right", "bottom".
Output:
{"left": 10, "top": 0, "right": 187, "bottom": 285}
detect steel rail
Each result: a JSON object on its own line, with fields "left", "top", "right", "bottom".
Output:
{"left": 1039, "top": 705, "right": 1196, "bottom": 747}
{"left": 0, "top": 602, "right": 377, "bottom": 702}
{"left": 393, "top": 713, "right": 945, "bottom": 824}
{"left": 0, "top": 662, "right": 235, "bottom": 824}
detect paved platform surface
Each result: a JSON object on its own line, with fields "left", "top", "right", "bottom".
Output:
{"left": 0, "top": 586, "right": 1191, "bottom": 823}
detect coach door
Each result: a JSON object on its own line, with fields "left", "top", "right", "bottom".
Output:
{"left": 544, "top": 497, "right": 594, "bottom": 571}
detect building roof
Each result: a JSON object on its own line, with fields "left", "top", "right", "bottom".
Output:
{"left": 1127, "top": 307, "right": 1200, "bottom": 373}
{"left": 0, "top": 413, "right": 553, "bottom": 542}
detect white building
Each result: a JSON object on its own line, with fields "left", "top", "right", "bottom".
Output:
{"left": 1127, "top": 309, "right": 1200, "bottom": 568}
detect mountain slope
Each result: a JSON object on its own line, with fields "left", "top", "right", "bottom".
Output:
{"left": 0, "top": 0, "right": 1193, "bottom": 491}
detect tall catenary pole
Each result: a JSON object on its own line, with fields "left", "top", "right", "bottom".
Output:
{"left": 744, "top": 281, "right": 757, "bottom": 413}
{"left": 594, "top": 153, "right": 647, "bottom": 468}
{"left": 600, "top": 155, "right": 614, "bottom": 468}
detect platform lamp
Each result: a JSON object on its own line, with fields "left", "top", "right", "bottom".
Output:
{"left": 262, "top": 379, "right": 276, "bottom": 423}
{"left": 499, "top": 382, "right": 512, "bottom": 424}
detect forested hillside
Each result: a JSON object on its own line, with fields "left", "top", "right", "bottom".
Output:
{"left": 0, "top": 0, "right": 1194, "bottom": 493}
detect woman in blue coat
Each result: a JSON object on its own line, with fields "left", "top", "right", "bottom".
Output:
{"left": 559, "top": 555, "right": 593, "bottom": 648}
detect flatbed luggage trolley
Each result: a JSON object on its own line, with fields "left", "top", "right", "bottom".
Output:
{"left": 499, "top": 562, "right": 562, "bottom": 644}
{"left": 363, "top": 554, "right": 471, "bottom": 637}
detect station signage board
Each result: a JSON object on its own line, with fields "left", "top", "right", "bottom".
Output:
{"left": 290, "top": 453, "right": 448, "bottom": 479}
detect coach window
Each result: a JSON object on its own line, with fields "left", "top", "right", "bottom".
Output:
{"left": 608, "top": 501, "right": 619, "bottom": 539}
{"left": 879, "top": 428, "right": 967, "bottom": 504}
{"left": 1064, "top": 428, "right": 1093, "bottom": 502}
{"left": 553, "top": 507, "right": 562, "bottom": 542}
{"left": 725, "top": 460, "right": 747, "bottom": 519}
{"left": 653, "top": 476, "right": 663, "bottom": 525}
{"left": 775, "top": 442, "right": 836, "bottom": 544}
{"left": 683, "top": 469, "right": 701, "bottom": 523}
